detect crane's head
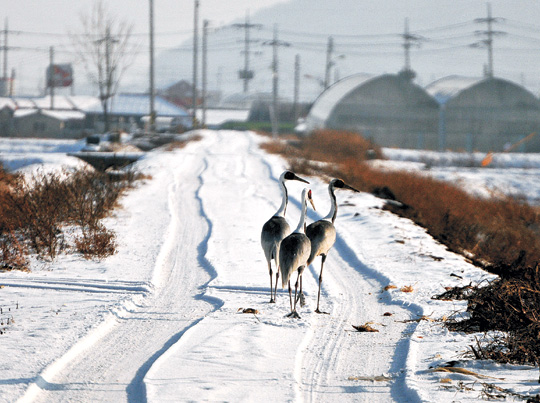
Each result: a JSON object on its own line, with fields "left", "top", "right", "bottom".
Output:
{"left": 282, "top": 170, "right": 309, "bottom": 184}
{"left": 331, "top": 178, "right": 359, "bottom": 193}
{"left": 307, "top": 189, "right": 316, "bottom": 211}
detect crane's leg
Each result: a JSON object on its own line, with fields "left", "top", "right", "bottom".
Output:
{"left": 273, "top": 268, "right": 280, "bottom": 302}
{"left": 295, "top": 267, "right": 306, "bottom": 307}
{"left": 293, "top": 273, "right": 299, "bottom": 309}
{"left": 315, "top": 255, "right": 330, "bottom": 314}
{"left": 268, "top": 261, "right": 275, "bottom": 303}
{"left": 288, "top": 280, "right": 293, "bottom": 312}
{"left": 287, "top": 276, "right": 301, "bottom": 319}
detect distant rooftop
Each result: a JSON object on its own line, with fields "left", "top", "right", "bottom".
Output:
{"left": 425, "top": 75, "right": 485, "bottom": 104}
{"left": 84, "top": 93, "right": 190, "bottom": 117}
{"left": 0, "top": 93, "right": 189, "bottom": 118}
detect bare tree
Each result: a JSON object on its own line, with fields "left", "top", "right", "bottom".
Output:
{"left": 71, "top": 1, "right": 137, "bottom": 132}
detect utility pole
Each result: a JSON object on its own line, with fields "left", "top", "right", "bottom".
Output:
{"left": 400, "top": 18, "right": 422, "bottom": 79}
{"left": 202, "top": 19, "right": 208, "bottom": 127}
{"left": 149, "top": 0, "right": 156, "bottom": 131}
{"left": 324, "top": 36, "right": 333, "bottom": 89}
{"left": 216, "top": 66, "right": 223, "bottom": 95}
{"left": 294, "top": 54, "right": 300, "bottom": 122}
{"left": 1, "top": 19, "right": 8, "bottom": 97}
{"left": 233, "top": 11, "right": 262, "bottom": 93}
{"left": 2, "top": 19, "right": 7, "bottom": 82}
{"left": 263, "top": 24, "right": 290, "bottom": 138}
{"left": 473, "top": 3, "right": 505, "bottom": 78}
{"left": 9, "top": 68, "right": 14, "bottom": 97}
{"left": 192, "top": 0, "right": 199, "bottom": 128}
{"left": 49, "top": 46, "right": 54, "bottom": 110}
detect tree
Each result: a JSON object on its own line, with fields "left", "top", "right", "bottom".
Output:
{"left": 71, "top": 1, "right": 137, "bottom": 132}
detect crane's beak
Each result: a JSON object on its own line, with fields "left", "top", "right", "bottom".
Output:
{"left": 293, "top": 174, "right": 310, "bottom": 184}
{"left": 344, "top": 183, "right": 360, "bottom": 193}
{"left": 308, "top": 189, "right": 316, "bottom": 211}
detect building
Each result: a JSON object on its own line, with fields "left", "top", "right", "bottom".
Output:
{"left": 305, "top": 73, "right": 440, "bottom": 149}
{"left": 0, "top": 93, "right": 191, "bottom": 138}
{"left": 84, "top": 93, "right": 192, "bottom": 133}
{"left": 0, "top": 99, "right": 16, "bottom": 136}
{"left": 12, "top": 109, "right": 86, "bottom": 139}
{"left": 426, "top": 76, "right": 540, "bottom": 152}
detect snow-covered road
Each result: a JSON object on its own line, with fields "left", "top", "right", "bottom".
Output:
{"left": 2, "top": 130, "right": 538, "bottom": 402}
{"left": 20, "top": 139, "right": 217, "bottom": 402}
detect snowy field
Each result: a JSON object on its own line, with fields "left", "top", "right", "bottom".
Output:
{"left": 382, "top": 148, "right": 540, "bottom": 204}
{"left": 0, "top": 131, "right": 539, "bottom": 402}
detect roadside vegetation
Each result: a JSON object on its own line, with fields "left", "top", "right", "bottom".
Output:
{"left": 0, "top": 163, "right": 144, "bottom": 270}
{"left": 261, "top": 129, "right": 540, "bottom": 371}
{"left": 0, "top": 133, "right": 201, "bottom": 271}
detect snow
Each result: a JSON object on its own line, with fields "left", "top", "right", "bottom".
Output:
{"left": 0, "top": 132, "right": 539, "bottom": 402}
{"left": 195, "top": 108, "right": 250, "bottom": 127}
{"left": 380, "top": 148, "right": 540, "bottom": 204}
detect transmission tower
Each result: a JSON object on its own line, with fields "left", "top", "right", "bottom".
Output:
{"left": 400, "top": 18, "right": 423, "bottom": 80}
{"left": 473, "top": 3, "right": 505, "bottom": 78}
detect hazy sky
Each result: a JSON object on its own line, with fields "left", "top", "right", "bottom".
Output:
{"left": 4, "top": 0, "right": 288, "bottom": 95}
{"left": 4, "top": 1, "right": 540, "bottom": 102}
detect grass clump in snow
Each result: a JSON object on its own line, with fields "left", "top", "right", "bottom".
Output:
{"left": 0, "top": 164, "right": 142, "bottom": 268}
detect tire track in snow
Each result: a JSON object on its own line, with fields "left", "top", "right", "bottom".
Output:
{"left": 294, "top": 191, "right": 424, "bottom": 402}
{"left": 19, "top": 139, "right": 222, "bottom": 403}
{"left": 1, "top": 279, "right": 151, "bottom": 294}
{"left": 144, "top": 131, "right": 313, "bottom": 401}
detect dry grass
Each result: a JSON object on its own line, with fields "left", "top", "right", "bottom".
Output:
{"left": 163, "top": 133, "right": 202, "bottom": 151}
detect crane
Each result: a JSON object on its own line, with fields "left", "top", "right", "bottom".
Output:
{"left": 261, "top": 171, "right": 309, "bottom": 303}
{"left": 279, "top": 188, "right": 315, "bottom": 318}
{"left": 306, "top": 179, "right": 359, "bottom": 314}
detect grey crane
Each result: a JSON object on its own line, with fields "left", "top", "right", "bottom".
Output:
{"left": 306, "top": 179, "right": 359, "bottom": 314}
{"left": 279, "top": 188, "right": 316, "bottom": 318}
{"left": 261, "top": 171, "right": 309, "bottom": 303}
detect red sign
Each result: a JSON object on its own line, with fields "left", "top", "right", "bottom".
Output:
{"left": 47, "top": 64, "right": 73, "bottom": 87}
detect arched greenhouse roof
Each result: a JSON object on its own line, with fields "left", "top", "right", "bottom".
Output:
{"left": 307, "top": 74, "right": 375, "bottom": 125}
{"left": 426, "top": 75, "right": 540, "bottom": 109}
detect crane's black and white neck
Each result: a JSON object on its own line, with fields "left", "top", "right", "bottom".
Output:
{"left": 294, "top": 188, "right": 316, "bottom": 233}
{"left": 323, "top": 178, "right": 359, "bottom": 223}
{"left": 274, "top": 170, "right": 309, "bottom": 218}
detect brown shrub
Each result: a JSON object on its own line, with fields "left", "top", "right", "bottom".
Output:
{"left": 298, "top": 130, "right": 383, "bottom": 163}
{"left": 63, "top": 168, "right": 124, "bottom": 229}
{"left": 0, "top": 165, "right": 140, "bottom": 266}
{"left": 74, "top": 224, "right": 117, "bottom": 259}
{"left": 0, "top": 230, "right": 29, "bottom": 271}
{"left": 8, "top": 171, "right": 70, "bottom": 259}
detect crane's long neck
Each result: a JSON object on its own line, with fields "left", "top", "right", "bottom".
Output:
{"left": 294, "top": 191, "right": 309, "bottom": 233}
{"left": 275, "top": 178, "right": 288, "bottom": 217}
{"left": 324, "top": 184, "right": 338, "bottom": 223}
